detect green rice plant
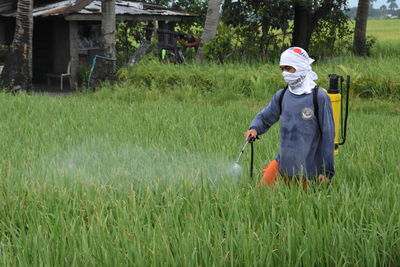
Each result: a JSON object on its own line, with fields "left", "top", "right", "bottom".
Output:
{"left": 0, "top": 84, "right": 399, "bottom": 266}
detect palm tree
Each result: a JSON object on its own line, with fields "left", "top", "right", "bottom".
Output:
{"left": 387, "top": 0, "right": 398, "bottom": 10}
{"left": 353, "top": 0, "right": 370, "bottom": 56}
{"left": 101, "top": 0, "right": 116, "bottom": 69}
{"left": 91, "top": 0, "right": 116, "bottom": 89}
{"left": 196, "top": 0, "right": 222, "bottom": 61}
{"left": 0, "top": 0, "right": 33, "bottom": 92}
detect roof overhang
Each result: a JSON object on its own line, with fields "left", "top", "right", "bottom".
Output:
{"left": 0, "top": 0, "right": 197, "bottom": 21}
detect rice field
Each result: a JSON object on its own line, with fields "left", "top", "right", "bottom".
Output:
{"left": 367, "top": 18, "right": 400, "bottom": 57}
{"left": 0, "top": 18, "right": 399, "bottom": 266}
{"left": 367, "top": 19, "right": 400, "bottom": 43}
{"left": 0, "top": 81, "right": 399, "bottom": 265}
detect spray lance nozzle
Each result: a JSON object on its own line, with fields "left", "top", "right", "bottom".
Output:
{"left": 229, "top": 135, "right": 258, "bottom": 178}
{"left": 235, "top": 136, "right": 253, "bottom": 163}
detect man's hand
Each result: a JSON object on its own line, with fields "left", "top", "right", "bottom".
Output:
{"left": 244, "top": 129, "right": 258, "bottom": 141}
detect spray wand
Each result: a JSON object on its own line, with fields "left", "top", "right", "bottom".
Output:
{"left": 230, "top": 135, "right": 257, "bottom": 178}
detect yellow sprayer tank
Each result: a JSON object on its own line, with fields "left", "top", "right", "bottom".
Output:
{"left": 326, "top": 74, "right": 350, "bottom": 156}
{"left": 328, "top": 91, "right": 341, "bottom": 155}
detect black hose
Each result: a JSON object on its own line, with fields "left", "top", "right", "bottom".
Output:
{"left": 339, "top": 75, "right": 350, "bottom": 146}
{"left": 250, "top": 142, "right": 254, "bottom": 178}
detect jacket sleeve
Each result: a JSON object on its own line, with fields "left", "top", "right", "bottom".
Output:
{"left": 318, "top": 91, "right": 335, "bottom": 178}
{"left": 249, "top": 90, "right": 283, "bottom": 135}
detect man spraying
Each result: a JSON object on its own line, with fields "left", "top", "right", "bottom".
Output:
{"left": 244, "top": 47, "right": 335, "bottom": 189}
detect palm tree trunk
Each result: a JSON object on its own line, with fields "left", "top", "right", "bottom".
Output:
{"left": 91, "top": 0, "right": 116, "bottom": 89}
{"left": 353, "top": 0, "right": 370, "bottom": 56}
{"left": 0, "top": 0, "right": 33, "bottom": 92}
{"left": 101, "top": 0, "right": 116, "bottom": 64}
{"left": 196, "top": 0, "right": 222, "bottom": 61}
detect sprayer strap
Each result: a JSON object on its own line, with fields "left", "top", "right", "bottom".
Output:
{"left": 278, "top": 86, "right": 288, "bottom": 112}
{"left": 313, "top": 86, "right": 322, "bottom": 136}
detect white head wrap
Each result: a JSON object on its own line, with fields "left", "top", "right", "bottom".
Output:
{"left": 279, "top": 47, "right": 318, "bottom": 95}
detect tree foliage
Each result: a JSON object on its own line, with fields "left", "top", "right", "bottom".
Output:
{"left": 310, "top": 8, "right": 354, "bottom": 58}
{"left": 291, "top": 0, "right": 348, "bottom": 51}
{"left": 221, "top": 0, "right": 292, "bottom": 59}
{"left": 116, "top": 0, "right": 354, "bottom": 62}
{"left": 387, "top": 0, "right": 398, "bottom": 10}
{"left": 203, "top": 0, "right": 351, "bottom": 61}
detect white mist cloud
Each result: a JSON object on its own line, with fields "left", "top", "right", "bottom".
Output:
{"left": 38, "top": 137, "right": 239, "bottom": 186}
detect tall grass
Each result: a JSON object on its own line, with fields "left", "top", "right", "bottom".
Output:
{"left": 0, "top": 87, "right": 399, "bottom": 265}
{"left": 109, "top": 55, "right": 399, "bottom": 103}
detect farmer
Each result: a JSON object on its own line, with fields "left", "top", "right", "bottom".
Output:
{"left": 244, "top": 47, "right": 335, "bottom": 189}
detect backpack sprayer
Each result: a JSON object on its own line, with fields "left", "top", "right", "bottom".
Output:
{"left": 327, "top": 74, "right": 351, "bottom": 155}
{"left": 230, "top": 74, "right": 351, "bottom": 177}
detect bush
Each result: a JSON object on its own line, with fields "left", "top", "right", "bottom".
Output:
{"left": 97, "top": 56, "right": 400, "bottom": 103}
{"left": 98, "top": 61, "right": 285, "bottom": 103}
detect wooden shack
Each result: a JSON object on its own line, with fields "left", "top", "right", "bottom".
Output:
{"left": 0, "top": 0, "right": 196, "bottom": 89}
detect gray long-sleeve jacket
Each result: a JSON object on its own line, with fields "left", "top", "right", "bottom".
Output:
{"left": 250, "top": 88, "right": 335, "bottom": 179}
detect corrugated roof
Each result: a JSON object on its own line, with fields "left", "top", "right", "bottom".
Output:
{"left": 0, "top": 0, "right": 195, "bottom": 18}
{"left": 0, "top": 0, "right": 15, "bottom": 13}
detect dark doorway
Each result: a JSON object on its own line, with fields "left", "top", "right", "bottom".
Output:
{"left": 33, "top": 17, "right": 54, "bottom": 84}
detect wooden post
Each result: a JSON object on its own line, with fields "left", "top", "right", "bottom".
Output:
{"left": 69, "top": 21, "right": 79, "bottom": 90}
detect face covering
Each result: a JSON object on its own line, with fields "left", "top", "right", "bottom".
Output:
{"left": 279, "top": 47, "right": 318, "bottom": 95}
{"left": 282, "top": 70, "right": 307, "bottom": 88}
